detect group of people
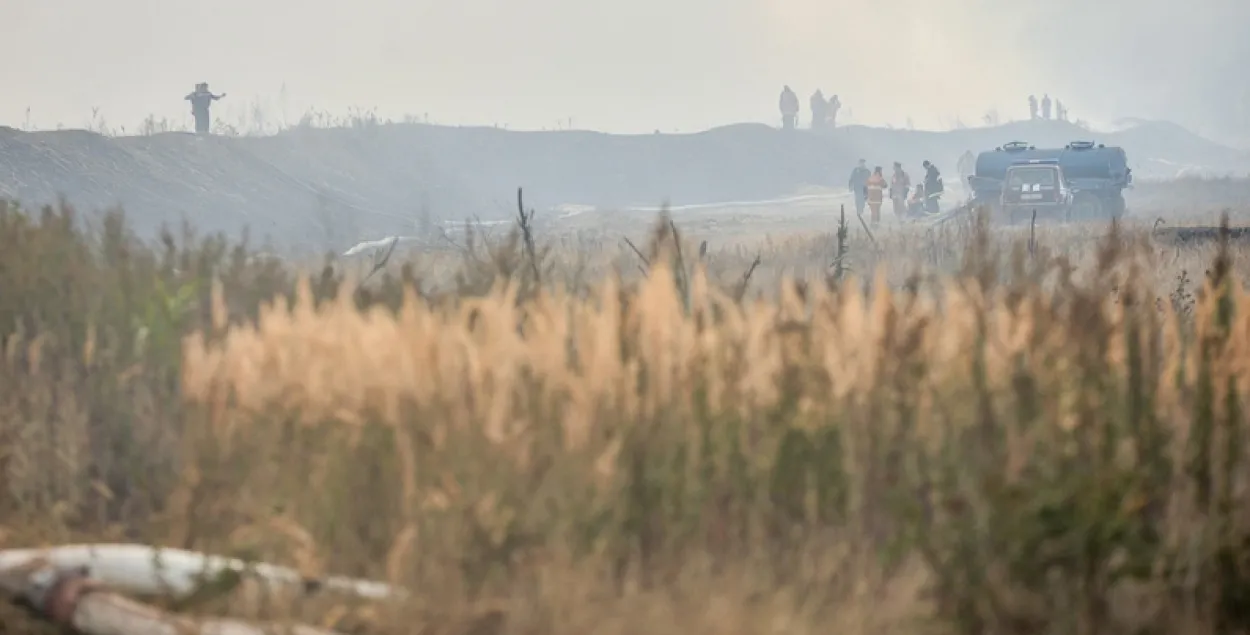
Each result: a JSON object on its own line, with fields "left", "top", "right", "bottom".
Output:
{"left": 1028, "top": 94, "right": 1068, "bottom": 122}
{"left": 847, "top": 159, "right": 945, "bottom": 225}
{"left": 779, "top": 85, "right": 841, "bottom": 131}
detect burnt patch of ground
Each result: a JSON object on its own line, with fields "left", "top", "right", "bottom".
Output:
{"left": 1128, "top": 176, "right": 1250, "bottom": 217}
{"left": 1152, "top": 224, "right": 1250, "bottom": 248}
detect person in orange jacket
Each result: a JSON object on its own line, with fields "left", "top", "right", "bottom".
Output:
{"left": 865, "top": 166, "right": 887, "bottom": 225}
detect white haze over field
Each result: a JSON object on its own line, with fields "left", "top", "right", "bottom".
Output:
{"left": 2, "top": 0, "right": 1248, "bottom": 142}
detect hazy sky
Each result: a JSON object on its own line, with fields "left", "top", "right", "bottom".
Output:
{"left": 3, "top": 0, "right": 1247, "bottom": 141}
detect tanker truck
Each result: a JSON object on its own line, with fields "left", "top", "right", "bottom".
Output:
{"left": 966, "top": 140, "right": 1133, "bottom": 221}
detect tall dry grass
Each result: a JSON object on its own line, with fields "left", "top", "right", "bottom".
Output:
{"left": 5, "top": 199, "right": 1250, "bottom": 634}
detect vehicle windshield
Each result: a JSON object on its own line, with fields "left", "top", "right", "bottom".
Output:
{"left": 1008, "top": 167, "right": 1058, "bottom": 188}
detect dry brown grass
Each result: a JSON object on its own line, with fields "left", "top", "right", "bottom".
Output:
{"left": 6, "top": 199, "right": 1250, "bottom": 634}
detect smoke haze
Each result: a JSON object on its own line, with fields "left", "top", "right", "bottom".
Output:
{"left": 2, "top": 0, "right": 1246, "bottom": 142}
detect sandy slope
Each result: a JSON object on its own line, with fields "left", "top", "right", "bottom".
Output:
{"left": 1, "top": 120, "right": 1246, "bottom": 251}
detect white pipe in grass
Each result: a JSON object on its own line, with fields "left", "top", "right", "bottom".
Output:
{"left": 0, "top": 544, "right": 406, "bottom": 602}
{"left": 1, "top": 560, "right": 347, "bottom": 635}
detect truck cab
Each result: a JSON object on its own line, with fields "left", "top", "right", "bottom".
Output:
{"left": 1001, "top": 160, "right": 1073, "bottom": 222}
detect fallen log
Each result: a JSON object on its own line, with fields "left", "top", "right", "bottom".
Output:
{"left": 0, "top": 544, "right": 405, "bottom": 602}
{"left": 0, "top": 559, "right": 345, "bottom": 635}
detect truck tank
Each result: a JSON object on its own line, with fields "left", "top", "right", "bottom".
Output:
{"left": 969, "top": 140, "right": 1132, "bottom": 219}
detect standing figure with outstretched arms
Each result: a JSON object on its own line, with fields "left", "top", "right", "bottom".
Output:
{"left": 185, "top": 82, "right": 226, "bottom": 135}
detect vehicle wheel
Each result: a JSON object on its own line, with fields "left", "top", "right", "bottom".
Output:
{"left": 1108, "top": 195, "right": 1127, "bottom": 219}
{"left": 1069, "top": 192, "right": 1103, "bottom": 222}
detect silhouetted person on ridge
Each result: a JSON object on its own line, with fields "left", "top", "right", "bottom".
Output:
{"left": 1056, "top": 100, "right": 1067, "bottom": 122}
{"left": 1041, "top": 94, "right": 1052, "bottom": 120}
{"left": 779, "top": 85, "right": 799, "bottom": 130}
{"left": 810, "top": 89, "right": 828, "bottom": 130}
{"left": 185, "top": 82, "right": 226, "bottom": 135}
{"left": 1028, "top": 95, "right": 1038, "bottom": 120}
{"left": 828, "top": 94, "right": 842, "bottom": 128}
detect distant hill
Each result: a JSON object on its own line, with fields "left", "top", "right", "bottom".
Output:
{"left": 1, "top": 118, "right": 1246, "bottom": 248}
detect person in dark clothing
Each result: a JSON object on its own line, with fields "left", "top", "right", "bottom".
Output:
{"left": 779, "top": 86, "right": 799, "bottom": 130}
{"left": 921, "top": 160, "right": 944, "bottom": 215}
{"left": 828, "top": 94, "right": 842, "bottom": 128}
{"left": 185, "top": 82, "right": 226, "bottom": 134}
{"left": 1041, "top": 94, "right": 1052, "bottom": 120}
{"left": 810, "top": 90, "right": 828, "bottom": 130}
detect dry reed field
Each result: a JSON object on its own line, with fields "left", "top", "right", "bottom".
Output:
{"left": 6, "top": 196, "right": 1250, "bottom": 635}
